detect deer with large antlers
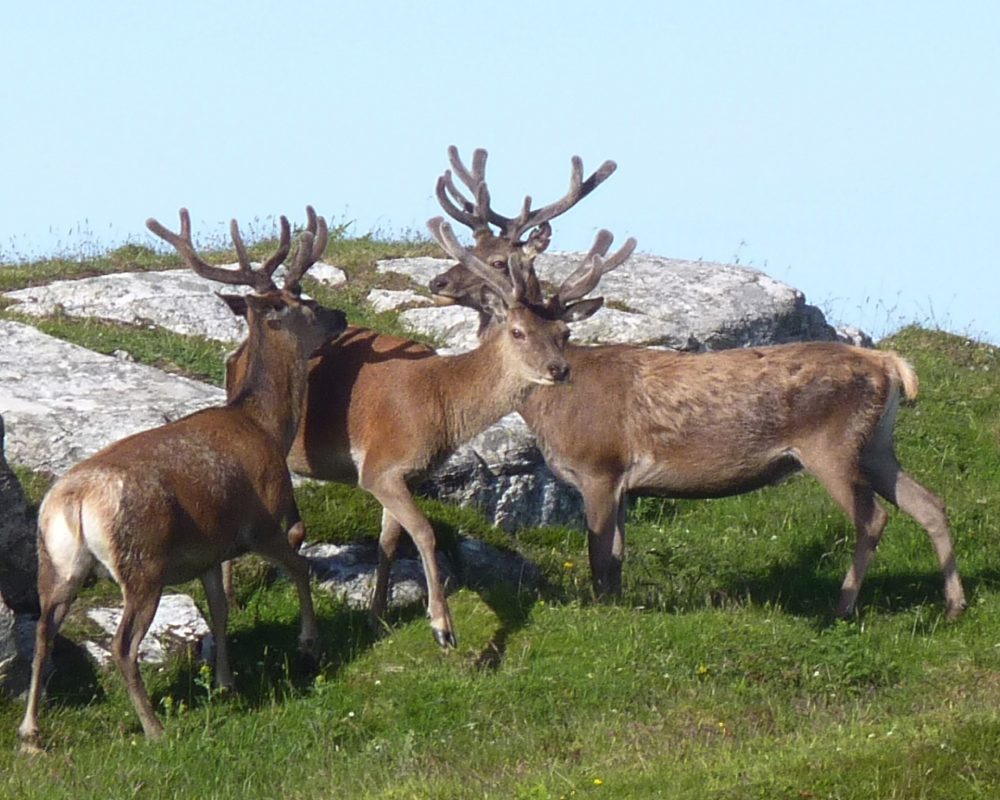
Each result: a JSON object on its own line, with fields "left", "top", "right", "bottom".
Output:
{"left": 429, "top": 153, "right": 967, "bottom": 621}
{"left": 220, "top": 148, "right": 623, "bottom": 647}
{"left": 19, "top": 208, "right": 346, "bottom": 750}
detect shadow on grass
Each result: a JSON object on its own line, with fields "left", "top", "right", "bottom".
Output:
{"left": 473, "top": 585, "right": 536, "bottom": 672}
{"left": 628, "top": 533, "right": 1000, "bottom": 628}
{"left": 42, "top": 635, "right": 106, "bottom": 708}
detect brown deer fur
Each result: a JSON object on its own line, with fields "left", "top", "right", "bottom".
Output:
{"left": 222, "top": 211, "right": 621, "bottom": 648}
{"left": 430, "top": 270, "right": 966, "bottom": 621}
{"left": 18, "top": 209, "right": 346, "bottom": 751}
{"left": 427, "top": 147, "right": 965, "bottom": 620}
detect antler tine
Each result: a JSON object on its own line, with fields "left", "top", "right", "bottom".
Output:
{"left": 427, "top": 216, "right": 514, "bottom": 305}
{"left": 554, "top": 231, "right": 637, "bottom": 305}
{"left": 436, "top": 171, "right": 487, "bottom": 233}
{"left": 508, "top": 157, "right": 618, "bottom": 241}
{"left": 147, "top": 209, "right": 260, "bottom": 288}
{"left": 283, "top": 210, "right": 329, "bottom": 291}
{"left": 447, "top": 145, "right": 487, "bottom": 193}
{"left": 256, "top": 216, "right": 293, "bottom": 284}
{"left": 228, "top": 218, "right": 275, "bottom": 292}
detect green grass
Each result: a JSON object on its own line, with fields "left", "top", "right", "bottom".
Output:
{"left": 2, "top": 232, "right": 1000, "bottom": 797}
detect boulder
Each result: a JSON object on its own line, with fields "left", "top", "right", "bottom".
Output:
{"left": 1, "top": 249, "right": 866, "bottom": 539}
{"left": 302, "top": 536, "right": 540, "bottom": 608}
{"left": 5, "top": 263, "right": 346, "bottom": 344}
{"left": 0, "top": 320, "right": 224, "bottom": 477}
{"left": 0, "top": 413, "right": 38, "bottom": 697}
{"left": 83, "top": 593, "right": 212, "bottom": 668}
{"left": 0, "top": 414, "right": 36, "bottom": 611}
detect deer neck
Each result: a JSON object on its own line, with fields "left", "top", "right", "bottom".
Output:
{"left": 228, "top": 326, "right": 309, "bottom": 452}
{"left": 435, "top": 325, "right": 535, "bottom": 448}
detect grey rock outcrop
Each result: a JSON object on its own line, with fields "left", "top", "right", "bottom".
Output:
{"left": 0, "top": 414, "right": 36, "bottom": 611}
{"left": 83, "top": 594, "right": 213, "bottom": 668}
{"left": 0, "top": 412, "right": 38, "bottom": 696}
{"left": 378, "top": 252, "right": 859, "bottom": 352}
{"left": 5, "top": 263, "right": 346, "bottom": 343}
{"left": 303, "top": 536, "right": 540, "bottom": 609}
{"left": 0, "top": 320, "right": 224, "bottom": 477}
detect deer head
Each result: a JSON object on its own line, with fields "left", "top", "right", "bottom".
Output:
{"left": 146, "top": 206, "right": 347, "bottom": 361}
{"left": 428, "top": 146, "right": 618, "bottom": 308}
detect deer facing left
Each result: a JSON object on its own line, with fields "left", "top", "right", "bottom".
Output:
{"left": 18, "top": 207, "right": 347, "bottom": 752}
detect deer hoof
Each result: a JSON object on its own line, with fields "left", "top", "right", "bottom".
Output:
{"left": 18, "top": 735, "right": 45, "bottom": 756}
{"left": 433, "top": 627, "right": 457, "bottom": 649}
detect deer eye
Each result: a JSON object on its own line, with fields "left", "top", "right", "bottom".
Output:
{"left": 511, "top": 327, "right": 525, "bottom": 340}
{"left": 490, "top": 259, "right": 507, "bottom": 270}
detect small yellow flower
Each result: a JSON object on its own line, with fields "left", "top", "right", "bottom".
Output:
{"left": 563, "top": 560, "right": 575, "bottom": 569}
{"left": 697, "top": 664, "right": 710, "bottom": 676}
{"left": 593, "top": 778, "right": 604, "bottom": 786}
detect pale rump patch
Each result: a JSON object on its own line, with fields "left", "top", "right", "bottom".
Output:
{"left": 40, "top": 472, "right": 124, "bottom": 585}
{"left": 40, "top": 504, "right": 96, "bottom": 584}
{"left": 81, "top": 496, "right": 122, "bottom": 583}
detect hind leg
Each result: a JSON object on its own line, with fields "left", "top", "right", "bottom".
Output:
{"left": 113, "top": 582, "right": 166, "bottom": 739}
{"left": 371, "top": 508, "right": 404, "bottom": 625}
{"left": 866, "top": 455, "right": 966, "bottom": 619}
{"left": 201, "top": 564, "right": 234, "bottom": 691}
{"left": 19, "top": 533, "right": 95, "bottom": 753}
{"left": 803, "top": 456, "right": 890, "bottom": 617}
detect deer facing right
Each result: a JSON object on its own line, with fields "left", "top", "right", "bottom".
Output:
{"left": 428, "top": 149, "right": 967, "bottom": 621}
{"left": 221, "top": 151, "right": 621, "bottom": 648}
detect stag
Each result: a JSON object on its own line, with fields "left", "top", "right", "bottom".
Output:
{"left": 19, "top": 208, "right": 346, "bottom": 751}
{"left": 428, "top": 162, "right": 967, "bottom": 621}
{"left": 224, "top": 210, "right": 625, "bottom": 647}
{"left": 222, "top": 148, "right": 620, "bottom": 647}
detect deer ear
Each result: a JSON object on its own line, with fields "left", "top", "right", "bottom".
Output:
{"left": 479, "top": 285, "right": 509, "bottom": 322}
{"left": 524, "top": 222, "right": 552, "bottom": 256}
{"left": 219, "top": 293, "right": 249, "bottom": 318}
{"left": 560, "top": 296, "right": 604, "bottom": 322}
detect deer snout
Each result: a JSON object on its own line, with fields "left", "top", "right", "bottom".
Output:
{"left": 429, "top": 274, "right": 451, "bottom": 294}
{"left": 429, "top": 274, "right": 459, "bottom": 306}
{"left": 549, "top": 362, "right": 570, "bottom": 383}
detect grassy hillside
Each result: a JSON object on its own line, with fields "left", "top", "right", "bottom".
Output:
{"left": 1, "top": 238, "right": 999, "bottom": 799}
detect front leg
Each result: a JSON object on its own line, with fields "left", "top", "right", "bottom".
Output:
{"left": 363, "top": 471, "right": 456, "bottom": 649}
{"left": 581, "top": 477, "right": 626, "bottom": 598}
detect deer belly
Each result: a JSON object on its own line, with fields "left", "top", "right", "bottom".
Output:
{"left": 627, "top": 453, "right": 802, "bottom": 499}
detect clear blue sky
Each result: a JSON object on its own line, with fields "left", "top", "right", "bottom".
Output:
{"left": 3, "top": 2, "right": 998, "bottom": 343}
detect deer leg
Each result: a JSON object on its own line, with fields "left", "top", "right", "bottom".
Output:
{"left": 371, "top": 508, "right": 405, "bottom": 626}
{"left": 221, "top": 560, "right": 235, "bottom": 607}
{"left": 252, "top": 538, "right": 319, "bottom": 659}
{"left": 19, "top": 545, "right": 94, "bottom": 753}
{"left": 200, "top": 564, "right": 234, "bottom": 691}
{"left": 363, "top": 473, "right": 455, "bottom": 649}
{"left": 113, "top": 583, "right": 166, "bottom": 740}
{"left": 804, "top": 457, "right": 889, "bottom": 617}
{"left": 582, "top": 478, "right": 626, "bottom": 598}
{"left": 865, "top": 456, "right": 966, "bottom": 619}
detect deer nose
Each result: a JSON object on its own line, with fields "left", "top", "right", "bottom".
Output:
{"left": 549, "top": 362, "right": 570, "bottom": 382}
{"left": 429, "top": 274, "right": 451, "bottom": 294}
